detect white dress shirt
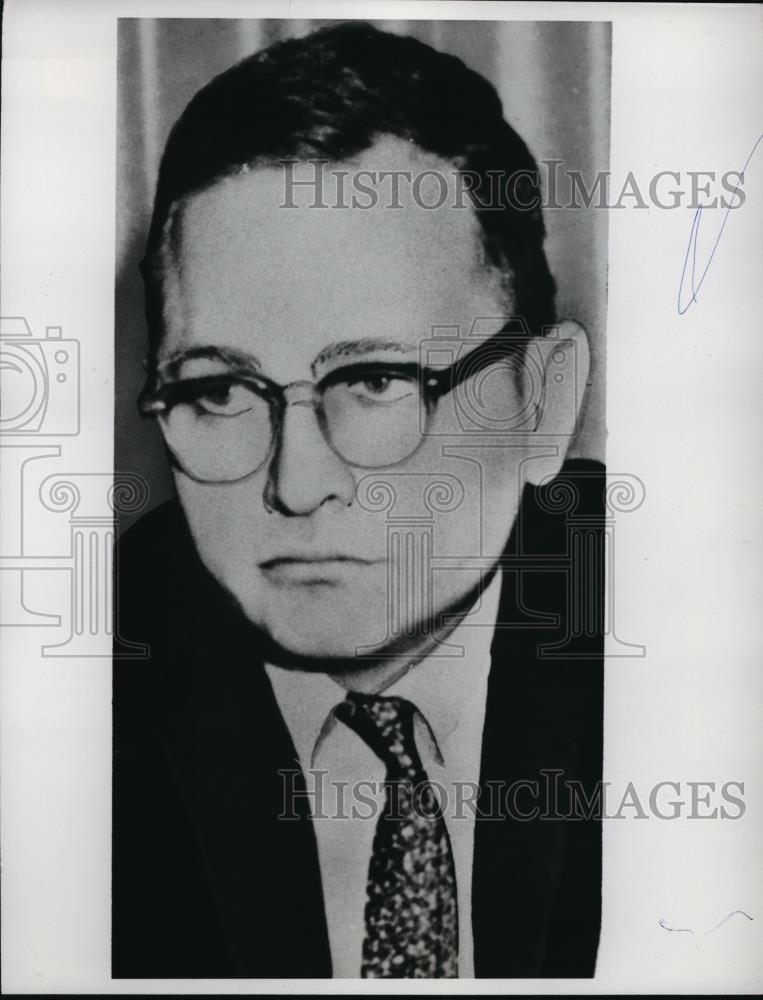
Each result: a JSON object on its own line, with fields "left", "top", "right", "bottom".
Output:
{"left": 265, "top": 572, "right": 502, "bottom": 978}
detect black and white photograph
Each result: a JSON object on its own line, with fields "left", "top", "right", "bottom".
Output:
{"left": 113, "top": 17, "right": 608, "bottom": 980}
{"left": 1, "top": 1, "right": 761, "bottom": 994}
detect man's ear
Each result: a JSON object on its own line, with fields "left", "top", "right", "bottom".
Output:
{"left": 519, "top": 319, "right": 591, "bottom": 487}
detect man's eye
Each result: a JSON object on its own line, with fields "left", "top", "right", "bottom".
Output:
{"left": 345, "top": 374, "right": 416, "bottom": 404}
{"left": 192, "top": 382, "right": 256, "bottom": 417}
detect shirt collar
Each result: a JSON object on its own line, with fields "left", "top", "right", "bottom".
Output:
{"left": 265, "top": 571, "right": 502, "bottom": 772}
{"left": 385, "top": 570, "right": 501, "bottom": 754}
{"left": 264, "top": 661, "right": 346, "bottom": 774}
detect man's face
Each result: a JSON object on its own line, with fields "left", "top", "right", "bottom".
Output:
{"left": 157, "top": 138, "right": 555, "bottom": 661}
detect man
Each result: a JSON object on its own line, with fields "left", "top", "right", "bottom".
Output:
{"left": 113, "top": 22, "right": 604, "bottom": 979}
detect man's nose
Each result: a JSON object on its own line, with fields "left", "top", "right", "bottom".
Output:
{"left": 264, "top": 402, "right": 356, "bottom": 515}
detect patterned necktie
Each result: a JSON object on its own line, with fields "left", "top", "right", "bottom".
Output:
{"left": 334, "top": 692, "right": 459, "bottom": 978}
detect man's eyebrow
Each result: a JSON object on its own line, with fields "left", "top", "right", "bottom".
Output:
{"left": 158, "top": 345, "right": 263, "bottom": 378}
{"left": 311, "top": 339, "right": 419, "bottom": 375}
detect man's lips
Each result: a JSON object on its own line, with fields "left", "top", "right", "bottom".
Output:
{"left": 259, "top": 554, "right": 379, "bottom": 567}
{"left": 259, "top": 554, "right": 381, "bottom": 583}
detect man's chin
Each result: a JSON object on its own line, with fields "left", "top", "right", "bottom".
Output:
{"left": 223, "top": 569, "right": 392, "bottom": 658}
{"left": 230, "top": 570, "right": 491, "bottom": 672}
{"left": 262, "top": 616, "right": 384, "bottom": 663}
{"left": 231, "top": 587, "right": 438, "bottom": 668}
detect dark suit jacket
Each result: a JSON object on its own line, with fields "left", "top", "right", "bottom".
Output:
{"left": 112, "top": 458, "right": 604, "bottom": 978}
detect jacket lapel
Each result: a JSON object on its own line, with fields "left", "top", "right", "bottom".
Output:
{"left": 472, "top": 462, "right": 604, "bottom": 977}
{"left": 159, "top": 530, "right": 332, "bottom": 977}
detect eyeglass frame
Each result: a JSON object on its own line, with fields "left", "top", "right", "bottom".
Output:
{"left": 137, "top": 327, "right": 534, "bottom": 483}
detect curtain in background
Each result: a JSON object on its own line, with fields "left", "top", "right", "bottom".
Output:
{"left": 117, "top": 18, "right": 610, "bottom": 527}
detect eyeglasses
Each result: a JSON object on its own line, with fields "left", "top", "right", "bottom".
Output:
{"left": 138, "top": 329, "right": 528, "bottom": 483}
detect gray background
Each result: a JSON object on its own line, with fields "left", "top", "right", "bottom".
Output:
{"left": 116, "top": 18, "right": 611, "bottom": 530}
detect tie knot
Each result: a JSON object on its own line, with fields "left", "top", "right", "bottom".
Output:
{"left": 335, "top": 693, "right": 422, "bottom": 776}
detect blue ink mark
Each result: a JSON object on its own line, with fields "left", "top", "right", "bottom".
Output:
{"left": 702, "top": 909, "right": 753, "bottom": 937}
{"left": 658, "top": 917, "right": 695, "bottom": 935}
{"left": 678, "top": 133, "right": 763, "bottom": 314}
{"left": 658, "top": 910, "right": 753, "bottom": 937}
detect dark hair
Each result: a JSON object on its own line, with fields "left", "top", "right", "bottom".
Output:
{"left": 141, "top": 21, "right": 556, "bottom": 356}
